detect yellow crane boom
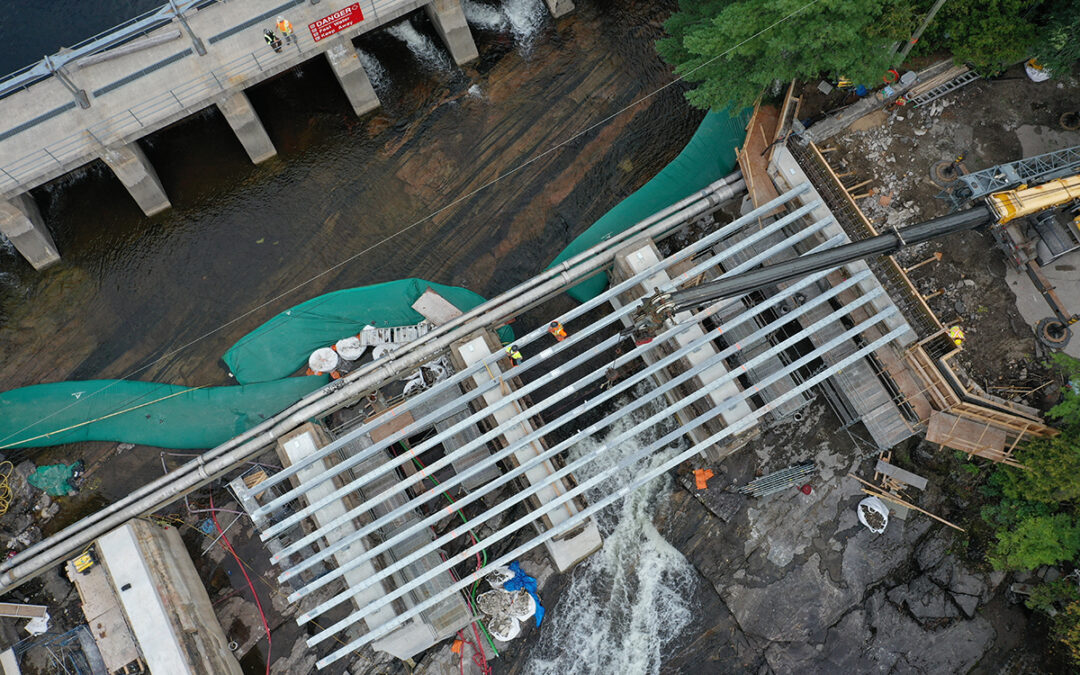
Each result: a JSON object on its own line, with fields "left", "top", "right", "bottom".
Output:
{"left": 985, "top": 174, "right": 1080, "bottom": 224}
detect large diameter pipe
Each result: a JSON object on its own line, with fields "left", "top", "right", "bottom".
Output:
{"left": 0, "top": 173, "right": 759, "bottom": 592}
{"left": 673, "top": 204, "right": 993, "bottom": 310}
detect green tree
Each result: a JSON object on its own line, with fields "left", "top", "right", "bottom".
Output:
{"left": 1032, "top": 0, "right": 1080, "bottom": 75}
{"left": 657, "top": 0, "right": 916, "bottom": 111}
{"left": 1048, "top": 353, "right": 1080, "bottom": 427}
{"left": 991, "top": 513, "right": 1080, "bottom": 570}
{"left": 995, "top": 432, "right": 1080, "bottom": 504}
{"left": 932, "top": 0, "right": 1040, "bottom": 73}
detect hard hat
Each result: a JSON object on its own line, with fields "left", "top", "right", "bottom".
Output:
{"left": 278, "top": 15, "right": 285, "bottom": 21}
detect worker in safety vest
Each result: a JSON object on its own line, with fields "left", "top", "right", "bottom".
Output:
{"left": 548, "top": 321, "right": 568, "bottom": 341}
{"left": 948, "top": 325, "right": 965, "bottom": 347}
{"left": 505, "top": 344, "right": 523, "bottom": 367}
{"left": 277, "top": 16, "right": 294, "bottom": 43}
{"left": 263, "top": 29, "right": 282, "bottom": 53}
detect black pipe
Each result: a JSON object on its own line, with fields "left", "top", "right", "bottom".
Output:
{"left": 672, "top": 205, "right": 993, "bottom": 311}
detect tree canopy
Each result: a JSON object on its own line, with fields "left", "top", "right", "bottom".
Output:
{"left": 658, "top": 0, "right": 1079, "bottom": 111}
{"left": 657, "top": 0, "right": 914, "bottom": 110}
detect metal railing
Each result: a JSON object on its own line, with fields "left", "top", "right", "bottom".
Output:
{"left": 0, "top": 0, "right": 219, "bottom": 100}
{"left": 0, "top": 0, "right": 402, "bottom": 196}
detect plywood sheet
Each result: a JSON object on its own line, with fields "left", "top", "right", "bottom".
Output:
{"left": 926, "top": 411, "right": 1006, "bottom": 455}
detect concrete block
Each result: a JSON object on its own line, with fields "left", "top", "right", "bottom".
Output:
{"left": 0, "top": 194, "right": 60, "bottom": 270}
{"left": 216, "top": 91, "right": 276, "bottom": 164}
{"left": 99, "top": 142, "right": 170, "bottom": 216}
{"left": 324, "top": 38, "right": 380, "bottom": 117}
{"left": 424, "top": 0, "right": 479, "bottom": 66}
{"left": 542, "top": 0, "right": 575, "bottom": 18}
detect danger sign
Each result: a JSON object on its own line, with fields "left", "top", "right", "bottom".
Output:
{"left": 309, "top": 3, "right": 365, "bottom": 42}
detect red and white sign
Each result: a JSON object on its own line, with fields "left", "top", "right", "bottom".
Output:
{"left": 309, "top": 3, "right": 365, "bottom": 42}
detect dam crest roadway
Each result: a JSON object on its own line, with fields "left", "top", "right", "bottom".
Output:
{"left": 0, "top": 0, "right": 571, "bottom": 271}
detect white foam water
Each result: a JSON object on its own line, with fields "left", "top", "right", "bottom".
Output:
{"left": 386, "top": 22, "right": 454, "bottom": 73}
{"left": 502, "top": 0, "right": 547, "bottom": 52}
{"left": 462, "top": 0, "right": 547, "bottom": 53}
{"left": 462, "top": 0, "right": 509, "bottom": 31}
{"left": 525, "top": 389, "right": 697, "bottom": 675}
{"left": 356, "top": 49, "right": 390, "bottom": 92}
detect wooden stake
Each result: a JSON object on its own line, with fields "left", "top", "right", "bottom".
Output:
{"left": 922, "top": 288, "right": 945, "bottom": 301}
{"left": 903, "top": 251, "right": 943, "bottom": 273}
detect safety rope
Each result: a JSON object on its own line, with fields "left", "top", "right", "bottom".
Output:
{"left": 0, "top": 462, "right": 13, "bottom": 517}
{"left": 0, "top": 385, "right": 209, "bottom": 450}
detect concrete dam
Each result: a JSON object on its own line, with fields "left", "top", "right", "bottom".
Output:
{"left": 0, "top": 0, "right": 571, "bottom": 271}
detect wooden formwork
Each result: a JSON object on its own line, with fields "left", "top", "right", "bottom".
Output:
{"left": 899, "top": 335, "right": 1056, "bottom": 464}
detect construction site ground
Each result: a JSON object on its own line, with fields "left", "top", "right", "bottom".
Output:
{"left": 824, "top": 61, "right": 1080, "bottom": 403}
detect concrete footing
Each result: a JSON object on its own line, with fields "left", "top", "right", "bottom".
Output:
{"left": 217, "top": 91, "right": 276, "bottom": 164}
{"left": 99, "top": 143, "right": 171, "bottom": 216}
{"left": 424, "top": 0, "right": 479, "bottom": 66}
{"left": 324, "top": 38, "right": 380, "bottom": 117}
{"left": 0, "top": 194, "right": 60, "bottom": 271}
{"left": 542, "top": 0, "right": 574, "bottom": 18}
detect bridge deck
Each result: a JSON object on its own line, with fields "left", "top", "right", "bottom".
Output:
{"left": 222, "top": 183, "right": 915, "bottom": 668}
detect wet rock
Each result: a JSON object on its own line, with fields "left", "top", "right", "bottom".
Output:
{"left": 873, "top": 589, "right": 993, "bottom": 671}
{"left": 11, "top": 461, "right": 36, "bottom": 502}
{"left": 271, "top": 638, "right": 317, "bottom": 674}
{"left": 928, "top": 556, "right": 987, "bottom": 605}
{"left": 952, "top": 591, "right": 980, "bottom": 617}
{"left": 722, "top": 553, "right": 857, "bottom": 643}
{"left": 916, "top": 531, "right": 950, "bottom": 571}
{"left": 840, "top": 522, "right": 912, "bottom": 591}
{"left": 887, "top": 574, "right": 959, "bottom": 623}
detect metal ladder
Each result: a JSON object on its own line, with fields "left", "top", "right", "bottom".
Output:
{"left": 909, "top": 69, "right": 980, "bottom": 108}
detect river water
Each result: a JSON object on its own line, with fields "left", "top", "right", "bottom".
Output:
{"left": 0, "top": 0, "right": 701, "bottom": 497}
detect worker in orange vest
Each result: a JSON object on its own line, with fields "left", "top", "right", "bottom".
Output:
{"left": 277, "top": 15, "right": 294, "bottom": 44}
{"left": 548, "top": 321, "right": 568, "bottom": 341}
{"left": 693, "top": 468, "right": 714, "bottom": 490}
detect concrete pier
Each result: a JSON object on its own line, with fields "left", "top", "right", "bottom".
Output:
{"left": 542, "top": 0, "right": 575, "bottom": 18}
{"left": 324, "top": 39, "right": 380, "bottom": 117}
{"left": 424, "top": 0, "right": 479, "bottom": 66}
{"left": 0, "top": 0, "right": 516, "bottom": 267}
{"left": 99, "top": 143, "right": 170, "bottom": 216}
{"left": 216, "top": 91, "right": 276, "bottom": 164}
{"left": 0, "top": 194, "right": 59, "bottom": 271}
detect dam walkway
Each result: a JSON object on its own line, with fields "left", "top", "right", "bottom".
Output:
{"left": 0, "top": 0, "right": 569, "bottom": 270}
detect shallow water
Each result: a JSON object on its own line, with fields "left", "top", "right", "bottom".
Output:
{"left": 0, "top": 0, "right": 700, "bottom": 497}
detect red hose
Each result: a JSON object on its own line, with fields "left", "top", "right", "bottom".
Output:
{"left": 210, "top": 494, "right": 271, "bottom": 675}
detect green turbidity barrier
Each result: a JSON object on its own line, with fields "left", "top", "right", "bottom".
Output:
{"left": 546, "top": 109, "right": 751, "bottom": 302}
{"left": 0, "top": 376, "right": 328, "bottom": 450}
{"left": 223, "top": 278, "right": 514, "bottom": 385}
